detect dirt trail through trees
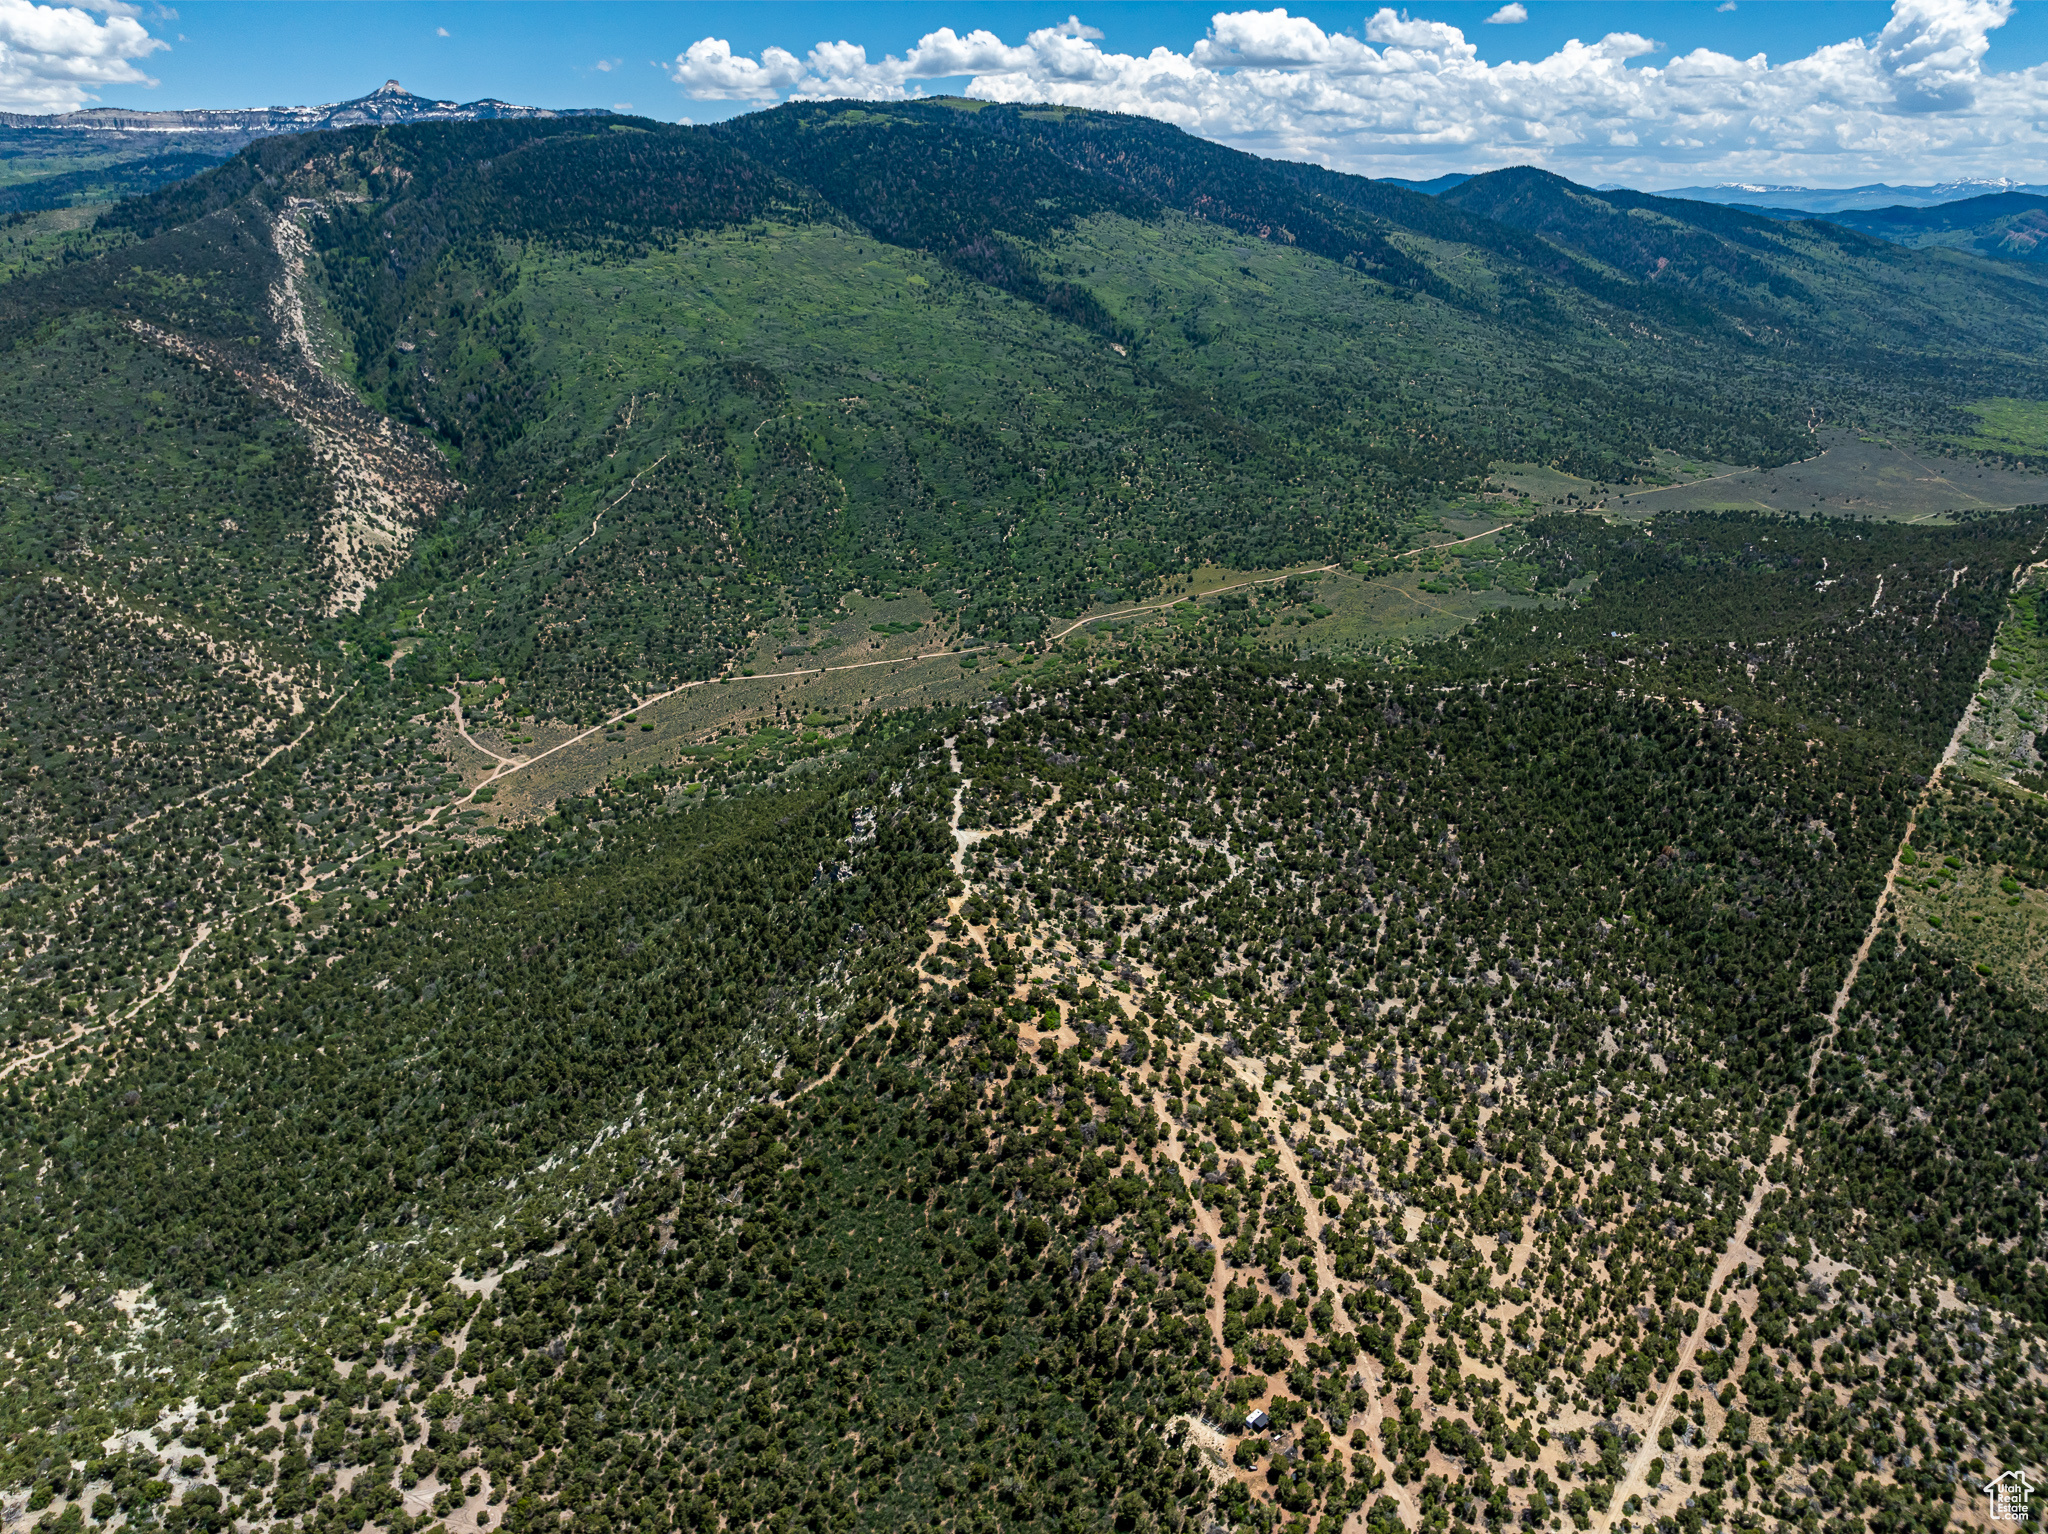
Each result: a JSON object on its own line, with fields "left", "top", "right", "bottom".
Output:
{"left": 449, "top": 689, "right": 518, "bottom": 767}
{"left": 1810, "top": 557, "right": 2042, "bottom": 1072}
{"left": 446, "top": 646, "right": 993, "bottom": 804}
{"left": 1613, "top": 557, "right": 2040, "bottom": 1519}
{"left": 1252, "top": 1067, "right": 1425, "bottom": 1532}
{"left": 1047, "top": 565, "right": 1342, "bottom": 645}
{"left": 57, "top": 675, "right": 353, "bottom": 865}
{"left": 944, "top": 737, "right": 998, "bottom": 876}
{"left": 1609, "top": 1131, "right": 1784, "bottom": 1513}
{"left": 570, "top": 454, "right": 669, "bottom": 556}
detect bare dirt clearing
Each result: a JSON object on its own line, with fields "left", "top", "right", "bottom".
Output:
{"left": 1608, "top": 431, "right": 2048, "bottom": 520}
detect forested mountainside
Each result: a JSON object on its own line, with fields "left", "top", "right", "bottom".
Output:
{"left": 0, "top": 100, "right": 2044, "bottom": 1534}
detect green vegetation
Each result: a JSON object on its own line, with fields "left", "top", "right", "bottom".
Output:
{"left": 0, "top": 151, "right": 226, "bottom": 218}
{"left": 1890, "top": 580, "right": 2048, "bottom": 1001}
{"left": 0, "top": 125, "right": 236, "bottom": 215}
{"left": 1894, "top": 779, "right": 2048, "bottom": 1006}
{"left": 4, "top": 510, "right": 2042, "bottom": 1534}
{"left": 0, "top": 102, "right": 2045, "bottom": 1534}
{"left": 1956, "top": 397, "right": 2048, "bottom": 459}
{"left": 0, "top": 206, "right": 128, "bottom": 285}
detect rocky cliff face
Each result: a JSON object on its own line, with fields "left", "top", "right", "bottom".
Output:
{"left": 0, "top": 79, "right": 609, "bottom": 136}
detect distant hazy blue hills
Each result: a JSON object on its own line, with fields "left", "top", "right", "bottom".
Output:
{"left": 1381, "top": 173, "right": 2046, "bottom": 212}
{"left": 1655, "top": 177, "right": 2048, "bottom": 213}
{"left": 1386, "top": 170, "right": 2048, "bottom": 262}
{"left": 1377, "top": 172, "right": 1474, "bottom": 194}
{"left": 1680, "top": 190, "right": 2048, "bottom": 264}
{"left": 1781, "top": 191, "right": 2048, "bottom": 263}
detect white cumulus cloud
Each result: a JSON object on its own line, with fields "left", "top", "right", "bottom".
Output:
{"left": 1486, "top": 5, "right": 1528, "bottom": 25}
{"left": 669, "top": 26, "right": 1035, "bottom": 102}
{"left": 669, "top": 36, "right": 807, "bottom": 102}
{"left": 0, "top": 0, "right": 165, "bottom": 112}
{"left": 671, "top": 0, "right": 2048, "bottom": 185}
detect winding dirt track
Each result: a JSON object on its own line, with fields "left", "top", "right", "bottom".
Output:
{"left": 570, "top": 453, "right": 669, "bottom": 555}
{"left": 451, "top": 644, "right": 996, "bottom": 801}
{"left": 461, "top": 557, "right": 1405, "bottom": 802}
{"left": 449, "top": 688, "right": 517, "bottom": 767}
{"left": 1040, "top": 529, "right": 1509, "bottom": 649}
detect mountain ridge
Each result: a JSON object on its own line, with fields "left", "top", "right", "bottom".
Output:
{"left": 0, "top": 78, "right": 610, "bottom": 137}
{"left": 1655, "top": 175, "right": 2048, "bottom": 212}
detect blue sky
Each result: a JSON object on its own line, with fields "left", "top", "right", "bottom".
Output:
{"left": 26, "top": 1, "right": 2048, "bottom": 185}
{"left": 103, "top": 3, "right": 2048, "bottom": 117}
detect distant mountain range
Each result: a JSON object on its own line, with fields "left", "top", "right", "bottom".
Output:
{"left": 0, "top": 78, "right": 608, "bottom": 137}
{"left": 0, "top": 80, "right": 614, "bottom": 217}
{"left": 1384, "top": 171, "right": 2048, "bottom": 262}
{"left": 1390, "top": 172, "right": 2047, "bottom": 214}
{"left": 1377, "top": 172, "right": 1474, "bottom": 195}
{"left": 1650, "top": 177, "right": 2048, "bottom": 213}
{"left": 3, "top": 78, "right": 2042, "bottom": 271}
{"left": 1754, "top": 190, "right": 2048, "bottom": 263}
